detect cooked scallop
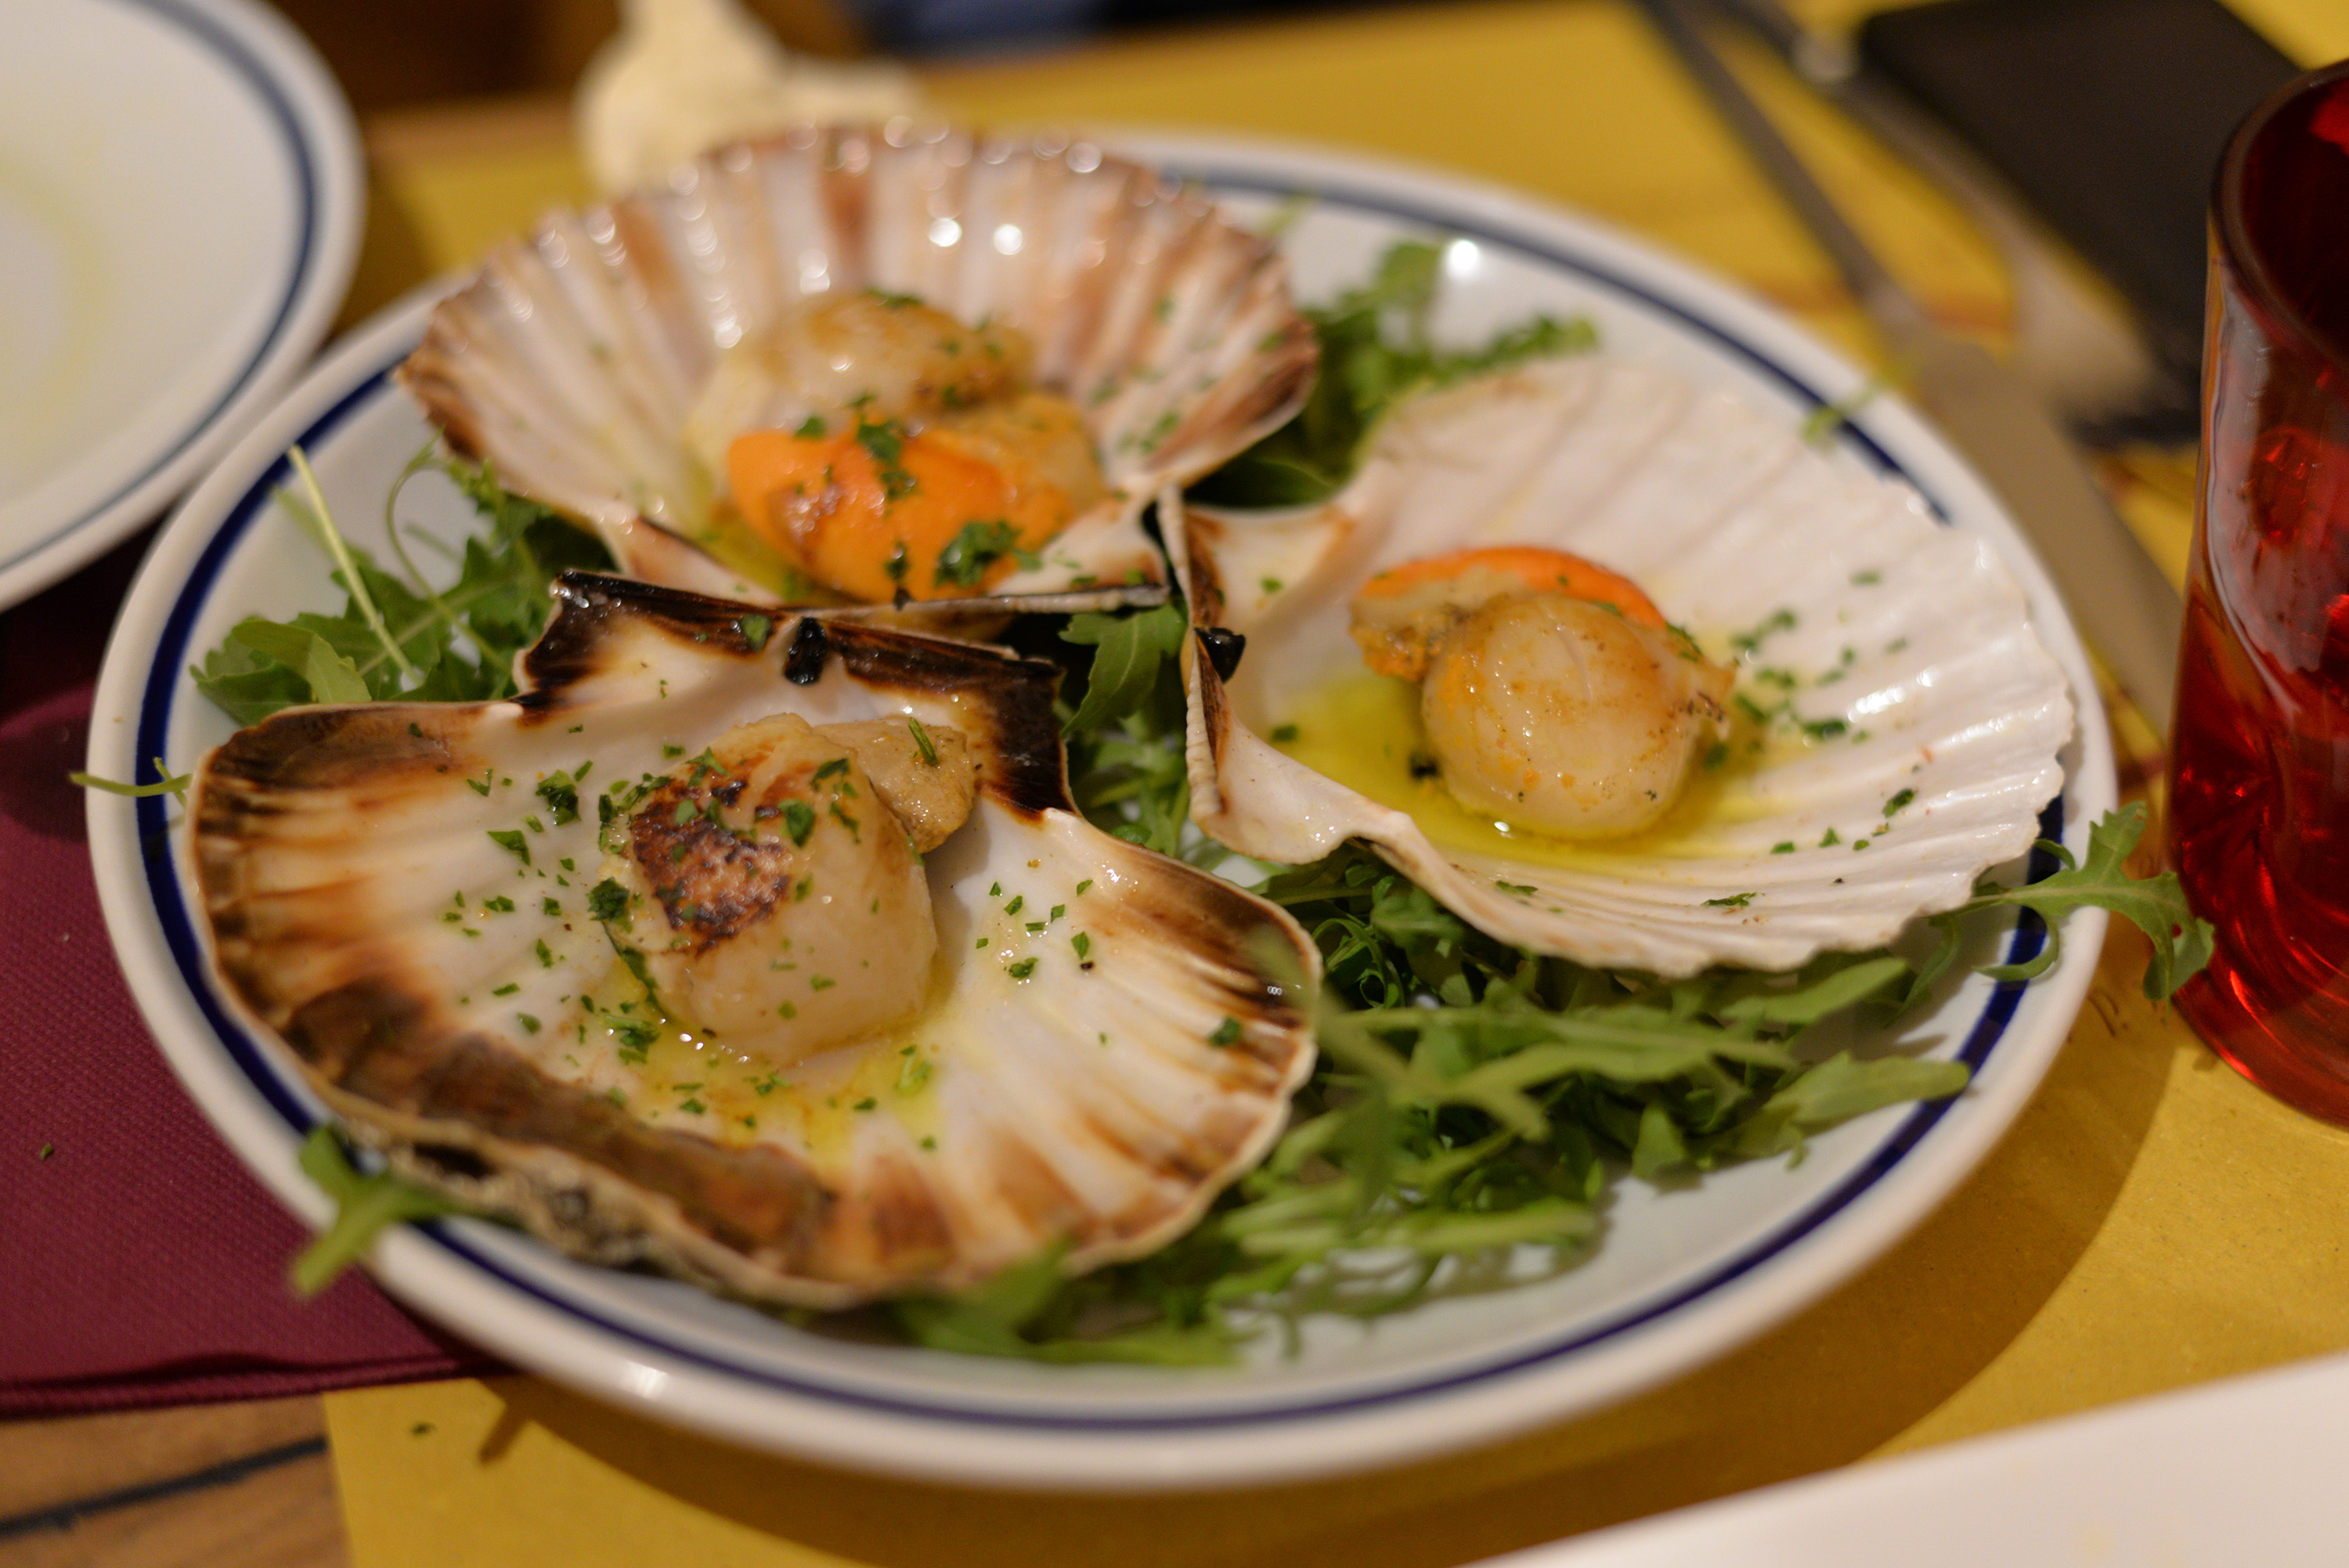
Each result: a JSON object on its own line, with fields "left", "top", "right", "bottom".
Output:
{"left": 1420, "top": 595, "right": 1730, "bottom": 838}
{"left": 597, "top": 712, "right": 975, "bottom": 1065}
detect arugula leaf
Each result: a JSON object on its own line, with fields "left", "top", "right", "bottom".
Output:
{"left": 289, "top": 1128, "right": 465, "bottom": 1296}
{"left": 71, "top": 759, "right": 192, "bottom": 805}
{"left": 192, "top": 449, "right": 613, "bottom": 725}
{"left": 1963, "top": 805, "right": 2214, "bottom": 1000}
{"left": 1059, "top": 601, "right": 1189, "bottom": 735}
{"left": 890, "top": 1248, "right": 1237, "bottom": 1365}
{"left": 222, "top": 619, "right": 372, "bottom": 705}
{"left": 1189, "top": 239, "right": 1597, "bottom": 506}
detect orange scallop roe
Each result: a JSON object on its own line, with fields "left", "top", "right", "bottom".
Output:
{"left": 1355, "top": 546, "right": 1668, "bottom": 625}
{"left": 727, "top": 423, "right": 1068, "bottom": 602}
{"left": 1350, "top": 546, "right": 1671, "bottom": 680}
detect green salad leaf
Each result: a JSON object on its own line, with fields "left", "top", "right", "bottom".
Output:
{"left": 192, "top": 445, "right": 612, "bottom": 725}
{"left": 1189, "top": 239, "right": 1598, "bottom": 506}
{"left": 1058, "top": 600, "right": 1188, "bottom": 735}
{"left": 1961, "top": 802, "right": 2214, "bottom": 1000}
{"left": 289, "top": 1128, "right": 467, "bottom": 1297}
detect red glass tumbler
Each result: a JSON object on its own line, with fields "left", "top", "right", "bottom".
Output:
{"left": 2169, "top": 60, "right": 2349, "bottom": 1121}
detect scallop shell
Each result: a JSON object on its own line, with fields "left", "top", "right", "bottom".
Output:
{"left": 192, "top": 573, "right": 1319, "bottom": 1307}
{"left": 399, "top": 124, "right": 1318, "bottom": 607}
{"left": 1171, "top": 356, "right": 2074, "bottom": 977}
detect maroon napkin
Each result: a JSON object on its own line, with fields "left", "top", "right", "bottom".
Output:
{"left": 1, "top": 539, "right": 502, "bottom": 1417}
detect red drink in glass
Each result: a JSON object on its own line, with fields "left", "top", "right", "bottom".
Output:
{"left": 2170, "top": 61, "right": 2349, "bottom": 1121}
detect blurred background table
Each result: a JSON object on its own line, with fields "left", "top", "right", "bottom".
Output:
{"left": 10, "top": 1, "right": 2349, "bottom": 1564}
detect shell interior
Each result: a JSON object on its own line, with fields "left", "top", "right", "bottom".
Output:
{"left": 193, "top": 572, "right": 1319, "bottom": 1306}
{"left": 1174, "top": 357, "right": 2074, "bottom": 976}
{"left": 399, "top": 124, "right": 1318, "bottom": 608}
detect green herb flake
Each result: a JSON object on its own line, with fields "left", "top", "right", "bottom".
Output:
{"left": 1207, "top": 1016, "right": 1243, "bottom": 1047}
{"left": 933, "top": 518, "right": 1038, "bottom": 589}
{"left": 487, "top": 830, "right": 529, "bottom": 864}
{"left": 586, "top": 879, "right": 630, "bottom": 924}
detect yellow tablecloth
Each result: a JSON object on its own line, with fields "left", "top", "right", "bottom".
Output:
{"left": 320, "top": 3, "right": 2349, "bottom": 1563}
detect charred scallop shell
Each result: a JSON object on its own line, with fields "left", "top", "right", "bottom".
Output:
{"left": 1171, "top": 356, "right": 2074, "bottom": 977}
{"left": 399, "top": 124, "right": 1317, "bottom": 609}
{"left": 192, "top": 573, "right": 1319, "bottom": 1306}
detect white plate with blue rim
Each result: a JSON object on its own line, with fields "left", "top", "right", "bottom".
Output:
{"left": 86, "top": 133, "right": 2112, "bottom": 1490}
{"left": 0, "top": 0, "right": 360, "bottom": 609}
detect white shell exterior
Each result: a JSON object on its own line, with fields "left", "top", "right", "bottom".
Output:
{"left": 399, "top": 124, "right": 1316, "bottom": 606}
{"left": 1173, "top": 357, "right": 2074, "bottom": 976}
{"left": 193, "top": 575, "right": 1319, "bottom": 1307}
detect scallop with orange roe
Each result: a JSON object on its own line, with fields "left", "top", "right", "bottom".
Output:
{"left": 1169, "top": 355, "right": 2073, "bottom": 977}
{"left": 1348, "top": 544, "right": 1674, "bottom": 680}
{"left": 395, "top": 126, "right": 1319, "bottom": 611}
{"left": 1342, "top": 544, "right": 1732, "bottom": 840}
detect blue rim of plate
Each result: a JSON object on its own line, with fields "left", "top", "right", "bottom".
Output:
{"left": 133, "top": 171, "right": 2057, "bottom": 1433}
{"left": 1, "top": 0, "right": 320, "bottom": 582}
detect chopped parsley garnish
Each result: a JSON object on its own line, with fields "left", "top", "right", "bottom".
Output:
{"left": 1207, "top": 1016, "right": 1243, "bottom": 1047}
{"left": 535, "top": 772, "right": 579, "bottom": 825}
{"left": 932, "top": 519, "right": 1038, "bottom": 589}
{"left": 855, "top": 415, "right": 918, "bottom": 501}
{"left": 1730, "top": 607, "right": 1798, "bottom": 657}
{"left": 586, "top": 879, "right": 630, "bottom": 924}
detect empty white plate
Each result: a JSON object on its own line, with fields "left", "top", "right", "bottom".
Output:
{"left": 0, "top": 0, "right": 360, "bottom": 608}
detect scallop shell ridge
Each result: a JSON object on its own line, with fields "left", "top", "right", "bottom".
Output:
{"left": 1173, "top": 356, "right": 2075, "bottom": 977}
{"left": 193, "top": 572, "right": 1319, "bottom": 1307}
{"left": 399, "top": 124, "right": 1319, "bottom": 604}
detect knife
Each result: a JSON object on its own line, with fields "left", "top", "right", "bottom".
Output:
{"left": 1631, "top": 0, "right": 2184, "bottom": 737}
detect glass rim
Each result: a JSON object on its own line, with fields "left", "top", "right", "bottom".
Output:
{"left": 2216, "top": 55, "right": 2349, "bottom": 376}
